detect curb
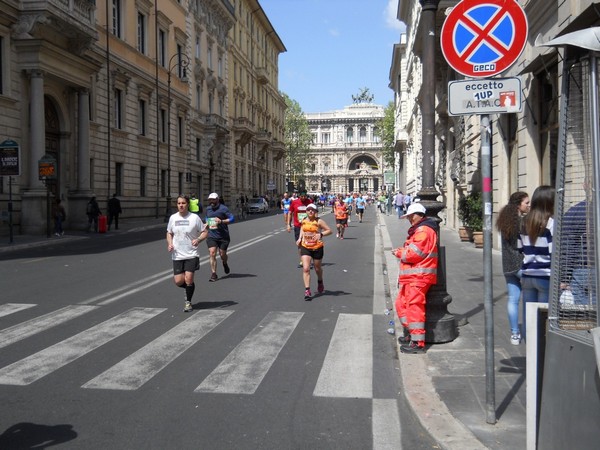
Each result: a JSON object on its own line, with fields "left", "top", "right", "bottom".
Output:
{"left": 377, "top": 214, "right": 487, "bottom": 450}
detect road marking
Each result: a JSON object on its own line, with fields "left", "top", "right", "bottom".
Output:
{"left": 0, "top": 303, "right": 36, "bottom": 318}
{"left": 372, "top": 399, "right": 402, "bottom": 449}
{"left": 313, "top": 313, "right": 373, "bottom": 398}
{"left": 0, "top": 305, "right": 98, "bottom": 349}
{"left": 0, "top": 307, "right": 164, "bottom": 385}
{"left": 195, "top": 311, "right": 303, "bottom": 394}
{"left": 82, "top": 310, "right": 233, "bottom": 390}
{"left": 82, "top": 234, "right": 277, "bottom": 306}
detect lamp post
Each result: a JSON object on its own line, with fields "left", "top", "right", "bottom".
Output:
{"left": 417, "top": 0, "right": 457, "bottom": 343}
{"left": 165, "top": 51, "right": 190, "bottom": 220}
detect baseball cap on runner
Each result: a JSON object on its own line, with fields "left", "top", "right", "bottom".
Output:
{"left": 400, "top": 202, "right": 426, "bottom": 218}
{"left": 208, "top": 192, "right": 219, "bottom": 199}
{"left": 306, "top": 203, "right": 318, "bottom": 211}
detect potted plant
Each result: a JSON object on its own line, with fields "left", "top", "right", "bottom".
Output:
{"left": 457, "top": 192, "right": 483, "bottom": 245}
{"left": 457, "top": 195, "right": 473, "bottom": 241}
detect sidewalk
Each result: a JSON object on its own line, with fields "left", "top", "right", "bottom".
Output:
{"left": 0, "top": 217, "right": 166, "bottom": 254}
{"left": 378, "top": 212, "right": 526, "bottom": 450}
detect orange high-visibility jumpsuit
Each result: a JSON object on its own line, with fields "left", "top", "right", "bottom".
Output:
{"left": 393, "top": 219, "right": 438, "bottom": 344}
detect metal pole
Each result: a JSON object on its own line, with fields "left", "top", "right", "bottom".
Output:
{"left": 418, "top": 0, "right": 457, "bottom": 344}
{"left": 8, "top": 176, "right": 13, "bottom": 244}
{"left": 165, "top": 68, "right": 171, "bottom": 221}
{"left": 481, "top": 114, "right": 496, "bottom": 424}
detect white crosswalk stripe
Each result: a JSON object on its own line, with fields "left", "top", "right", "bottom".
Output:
{"left": 83, "top": 310, "right": 233, "bottom": 390}
{"left": 195, "top": 311, "right": 303, "bottom": 395}
{"left": 313, "top": 313, "right": 373, "bottom": 398}
{"left": 0, "top": 305, "right": 98, "bottom": 350}
{"left": 0, "top": 303, "right": 36, "bottom": 318}
{"left": 0, "top": 307, "right": 164, "bottom": 385}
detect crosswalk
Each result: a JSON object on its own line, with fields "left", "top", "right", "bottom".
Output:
{"left": 0, "top": 303, "right": 377, "bottom": 398}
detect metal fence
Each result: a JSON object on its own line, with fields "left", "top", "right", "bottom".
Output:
{"left": 550, "top": 55, "right": 599, "bottom": 344}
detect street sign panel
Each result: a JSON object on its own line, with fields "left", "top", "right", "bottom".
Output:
{"left": 0, "top": 139, "right": 21, "bottom": 176}
{"left": 448, "top": 77, "right": 522, "bottom": 115}
{"left": 441, "top": 0, "right": 528, "bottom": 78}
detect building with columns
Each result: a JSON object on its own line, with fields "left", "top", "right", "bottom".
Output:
{"left": 389, "top": 0, "right": 599, "bottom": 242}
{"left": 0, "top": 0, "right": 285, "bottom": 235}
{"left": 228, "top": 0, "right": 287, "bottom": 201}
{"left": 303, "top": 102, "right": 388, "bottom": 195}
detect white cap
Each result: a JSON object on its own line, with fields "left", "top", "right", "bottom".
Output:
{"left": 400, "top": 202, "right": 426, "bottom": 218}
{"left": 306, "top": 203, "right": 318, "bottom": 211}
{"left": 208, "top": 192, "right": 219, "bottom": 199}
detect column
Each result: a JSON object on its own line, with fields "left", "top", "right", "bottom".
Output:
{"left": 29, "top": 70, "right": 45, "bottom": 190}
{"left": 77, "top": 88, "right": 91, "bottom": 191}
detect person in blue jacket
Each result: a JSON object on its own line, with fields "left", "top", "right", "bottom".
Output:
{"left": 205, "top": 192, "right": 235, "bottom": 282}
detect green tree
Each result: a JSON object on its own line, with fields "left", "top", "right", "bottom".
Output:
{"left": 283, "top": 93, "right": 312, "bottom": 187}
{"left": 376, "top": 101, "right": 396, "bottom": 167}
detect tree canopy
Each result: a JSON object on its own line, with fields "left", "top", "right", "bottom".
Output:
{"left": 283, "top": 93, "right": 312, "bottom": 186}
{"left": 376, "top": 101, "right": 396, "bottom": 167}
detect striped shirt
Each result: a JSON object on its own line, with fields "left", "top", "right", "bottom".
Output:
{"left": 518, "top": 217, "right": 554, "bottom": 278}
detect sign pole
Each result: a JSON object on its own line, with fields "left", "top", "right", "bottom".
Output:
{"left": 481, "top": 114, "right": 496, "bottom": 424}
{"left": 8, "top": 176, "right": 13, "bottom": 244}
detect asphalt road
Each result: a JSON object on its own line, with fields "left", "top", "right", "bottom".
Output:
{"left": 0, "top": 208, "right": 437, "bottom": 449}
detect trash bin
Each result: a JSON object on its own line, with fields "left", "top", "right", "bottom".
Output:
{"left": 98, "top": 215, "right": 107, "bottom": 233}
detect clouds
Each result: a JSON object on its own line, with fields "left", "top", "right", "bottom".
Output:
{"left": 385, "top": 0, "right": 405, "bottom": 31}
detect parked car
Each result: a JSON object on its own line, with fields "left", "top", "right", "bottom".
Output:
{"left": 247, "top": 197, "right": 269, "bottom": 214}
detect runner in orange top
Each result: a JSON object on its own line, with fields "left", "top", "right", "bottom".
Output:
{"left": 297, "top": 203, "right": 333, "bottom": 300}
{"left": 334, "top": 195, "right": 349, "bottom": 239}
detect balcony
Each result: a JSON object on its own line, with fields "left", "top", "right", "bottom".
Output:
{"left": 256, "top": 67, "right": 269, "bottom": 85}
{"left": 233, "top": 117, "right": 255, "bottom": 147}
{"left": 256, "top": 129, "right": 272, "bottom": 145}
{"left": 16, "top": 0, "right": 98, "bottom": 50}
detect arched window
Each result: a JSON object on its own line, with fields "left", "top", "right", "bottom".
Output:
{"left": 346, "top": 127, "right": 353, "bottom": 143}
{"left": 359, "top": 126, "right": 367, "bottom": 142}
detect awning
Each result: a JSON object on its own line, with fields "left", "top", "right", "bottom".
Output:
{"left": 540, "top": 27, "right": 600, "bottom": 51}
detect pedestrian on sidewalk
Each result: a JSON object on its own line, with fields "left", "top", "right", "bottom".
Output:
{"left": 205, "top": 192, "right": 235, "bottom": 282}
{"left": 518, "top": 185, "right": 555, "bottom": 305}
{"left": 496, "top": 191, "right": 530, "bottom": 345}
{"left": 392, "top": 202, "right": 439, "bottom": 354}
{"left": 107, "top": 193, "right": 122, "bottom": 230}
{"left": 296, "top": 203, "right": 332, "bottom": 300}
{"left": 86, "top": 196, "right": 101, "bottom": 232}
{"left": 52, "top": 199, "right": 66, "bottom": 236}
{"left": 166, "top": 195, "right": 208, "bottom": 312}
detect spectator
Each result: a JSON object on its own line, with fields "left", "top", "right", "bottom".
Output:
{"left": 86, "top": 196, "right": 101, "bottom": 233}
{"left": 53, "top": 199, "right": 66, "bottom": 237}
{"left": 518, "top": 185, "right": 555, "bottom": 304}
{"left": 496, "top": 191, "right": 530, "bottom": 345}
{"left": 107, "top": 194, "right": 122, "bottom": 231}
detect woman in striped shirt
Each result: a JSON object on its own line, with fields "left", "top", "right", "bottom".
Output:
{"left": 518, "top": 185, "right": 555, "bottom": 304}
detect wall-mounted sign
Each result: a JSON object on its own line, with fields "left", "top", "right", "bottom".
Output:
{"left": 0, "top": 139, "right": 21, "bottom": 176}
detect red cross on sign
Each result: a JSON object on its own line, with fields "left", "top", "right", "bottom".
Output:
{"left": 441, "top": 0, "right": 528, "bottom": 78}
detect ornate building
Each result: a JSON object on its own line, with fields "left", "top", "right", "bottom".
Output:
{"left": 228, "top": 0, "right": 287, "bottom": 200}
{"left": 0, "top": 0, "right": 285, "bottom": 235}
{"left": 389, "top": 0, "right": 594, "bottom": 238}
{"left": 303, "top": 103, "right": 387, "bottom": 195}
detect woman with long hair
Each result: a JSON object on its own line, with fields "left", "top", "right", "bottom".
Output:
{"left": 496, "top": 191, "right": 530, "bottom": 345}
{"left": 518, "top": 185, "right": 555, "bottom": 307}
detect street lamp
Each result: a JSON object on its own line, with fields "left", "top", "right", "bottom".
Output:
{"left": 165, "top": 51, "right": 190, "bottom": 220}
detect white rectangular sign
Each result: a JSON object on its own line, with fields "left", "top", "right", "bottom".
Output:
{"left": 448, "top": 77, "right": 522, "bottom": 116}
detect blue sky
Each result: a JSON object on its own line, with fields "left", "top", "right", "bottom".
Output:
{"left": 259, "top": 0, "right": 405, "bottom": 113}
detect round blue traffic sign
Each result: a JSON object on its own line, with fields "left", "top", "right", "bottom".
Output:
{"left": 441, "top": 0, "right": 528, "bottom": 78}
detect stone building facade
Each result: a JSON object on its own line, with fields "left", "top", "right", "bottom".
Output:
{"left": 228, "top": 0, "right": 287, "bottom": 201}
{"left": 303, "top": 103, "right": 387, "bottom": 195}
{"left": 389, "top": 0, "right": 599, "bottom": 245}
{"left": 0, "top": 0, "right": 286, "bottom": 235}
